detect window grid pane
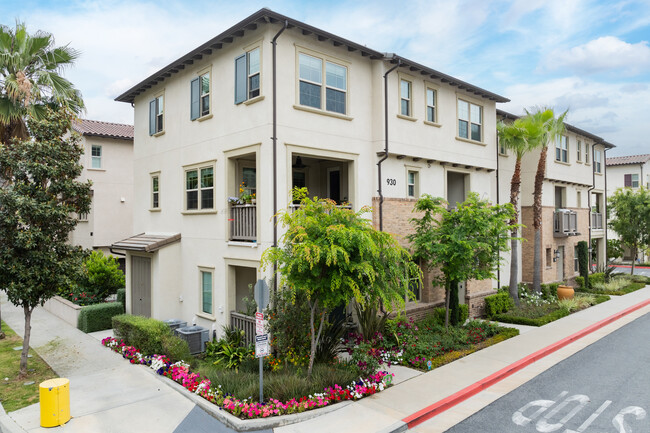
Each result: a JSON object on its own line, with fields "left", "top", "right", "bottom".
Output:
{"left": 325, "top": 62, "right": 346, "bottom": 90}
{"left": 326, "top": 88, "right": 345, "bottom": 114}
{"left": 248, "top": 48, "right": 260, "bottom": 75}
{"left": 458, "top": 100, "right": 469, "bottom": 121}
{"left": 201, "top": 271, "right": 212, "bottom": 314}
{"left": 426, "top": 89, "right": 435, "bottom": 122}
{"left": 299, "top": 54, "right": 322, "bottom": 83}
{"left": 299, "top": 81, "right": 321, "bottom": 108}
{"left": 458, "top": 120, "right": 469, "bottom": 139}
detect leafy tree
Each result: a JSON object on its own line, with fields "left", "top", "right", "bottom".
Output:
{"left": 577, "top": 241, "right": 589, "bottom": 288}
{"left": 408, "top": 193, "right": 516, "bottom": 327}
{"left": 497, "top": 115, "right": 545, "bottom": 304}
{"left": 80, "top": 250, "right": 125, "bottom": 299}
{"left": 608, "top": 187, "right": 650, "bottom": 275}
{"left": 607, "top": 239, "right": 624, "bottom": 262}
{"left": 261, "top": 188, "right": 420, "bottom": 378}
{"left": 530, "top": 108, "right": 567, "bottom": 293}
{"left": 0, "top": 108, "right": 91, "bottom": 375}
{"left": 0, "top": 21, "right": 84, "bottom": 144}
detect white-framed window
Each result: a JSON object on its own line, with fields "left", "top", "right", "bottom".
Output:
{"left": 555, "top": 135, "right": 568, "bottom": 163}
{"left": 235, "top": 46, "right": 262, "bottom": 104}
{"left": 199, "top": 268, "right": 213, "bottom": 316}
{"left": 625, "top": 173, "right": 639, "bottom": 188}
{"left": 151, "top": 174, "right": 160, "bottom": 209}
{"left": 407, "top": 170, "right": 418, "bottom": 198}
{"left": 190, "top": 72, "right": 210, "bottom": 120}
{"left": 574, "top": 245, "right": 579, "bottom": 272}
{"left": 400, "top": 79, "right": 412, "bottom": 117}
{"left": 91, "top": 145, "right": 102, "bottom": 169}
{"left": 457, "top": 99, "right": 482, "bottom": 142}
{"left": 585, "top": 144, "right": 590, "bottom": 164}
{"left": 185, "top": 164, "right": 214, "bottom": 211}
{"left": 576, "top": 140, "right": 582, "bottom": 162}
{"left": 499, "top": 138, "right": 507, "bottom": 155}
{"left": 426, "top": 87, "right": 436, "bottom": 123}
{"left": 149, "top": 94, "right": 164, "bottom": 135}
{"left": 595, "top": 150, "right": 602, "bottom": 173}
{"left": 298, "top": 53, "right": 347, "bottom": 114}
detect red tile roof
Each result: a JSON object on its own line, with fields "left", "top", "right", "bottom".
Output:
{"left": 606, "top": 154, "right": 650, "bottom": 166}
{"left": 73, "top": 119, "right": 133, "bottom": 140}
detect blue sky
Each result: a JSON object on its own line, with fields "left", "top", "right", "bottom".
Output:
{"left": 3, "top": 0, "right": 649, "bottom": 156}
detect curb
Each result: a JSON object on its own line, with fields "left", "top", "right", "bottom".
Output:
{"left": 400, "top": 298, "right": 650, "bottom": 430}
{"left": 0, "top": 402, "right": 28, "bottom": 433}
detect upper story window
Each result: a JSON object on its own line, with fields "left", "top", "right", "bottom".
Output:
{"left": 185, "top": 165, "right": 214, "bottom": 211}
{"left": 91, "top": 145, "right": 102, "bottom": 169}
{"left": 585, "top": 143, "right": 590, "bottom": 164}
{"left": 235, "top": 47, "right": 261, "bottom": 104}
{"left": 151, "top": 174, "right": 160, "bottom": 209}
{"left": 191, "top": 72, "right": 210, "bottom": 120}
{"left": 298, "top": 53, "right": 347, "bottom": 115}
{"left": 499, "top": 138, "right": 507, "bottom": 155}
{"left": 576, "top": 140, "right": 582, "bottom": 162}
{"left": 407, "top": 170, "right": 418, "bottom": 198}
{"left": 555, "top": 135, "right": 568, "bottom": 163}
{"left": 595, "top": 150, "right": 602, "bottom": 173}
{"left": 624, "top": 173, "right": 639, "bottom": 188}
{"left": 149, "top": 94, "right": 164, "bottom": 135}
{"left": 426, "top": 87, "right": 436, "bottom": 123}
{"left": 400, "top": 79, "right": 412, "bottom": 117}
{"left": 457, "top": 99, "right": 482, "bottom": 142}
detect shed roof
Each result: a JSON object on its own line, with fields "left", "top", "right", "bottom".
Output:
{"left": 606, "top": 154, "right": 650, "bottom": 166}
{"left": 112, "top": 233, "right": 180, "bottom": 252}
{"left": 73, "top": 119, "right": 134, "bottom": 140}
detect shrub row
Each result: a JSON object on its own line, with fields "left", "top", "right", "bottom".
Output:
{"left": 111, "top": 314, "right": 191, "bottom": 362}
{"left": 493, "top": 307, "right": 570, "bottom": 327}
{"left": 485, "top": 292, "right": 514, "bottom": 318}
{"left": 77, "top": 302, "right": 124, "bottom": 333}
{"left": 117, "top": 288, "right": 126, "bottom": 311}
{"left": 430, "top": 304, "right": 469, "bottom": 325}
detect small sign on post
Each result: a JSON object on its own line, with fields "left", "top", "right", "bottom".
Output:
{"left": 255, "top": 334, "right": 270, "bottom": 358}
{"left": 254, "top": 279, "right": 269, "bottom": 311}
{"left": 254, "top": 279, "right": 270, "bottom": 404}
{"left": 255, "top": 312, "right": 264, "bottom": 335}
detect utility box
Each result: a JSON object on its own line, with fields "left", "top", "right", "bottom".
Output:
{"left": 175, "top": 326, "right": 209, "bottom": 354}
{"left": 40, "top": 378, "right": 71, "bottom": 427}
{"left": 163, "top": 319, "right": 187, "bottom": 333}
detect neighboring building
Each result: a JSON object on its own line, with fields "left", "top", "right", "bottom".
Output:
{"left": 606, "top": 153, "right": 650, "bottom": 262}
{"left": 112, "top": 8, "right": 510, "bottom": 334}
{"left": 70, "top": 119, "right": 134, "bottom": 268}
{"left": 497, "top": 110, "right": 614, "bottom": 286}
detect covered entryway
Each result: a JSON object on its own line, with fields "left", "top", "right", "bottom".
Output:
{"left": 131, "top": 256, "right": 151, "bottom": 317}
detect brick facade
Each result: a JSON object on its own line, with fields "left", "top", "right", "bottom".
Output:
{"left": 521, "top": 206, "right": 589, "bottom": 285}
{"left": 372, "top": 197, "right": 496, "bottom": 318}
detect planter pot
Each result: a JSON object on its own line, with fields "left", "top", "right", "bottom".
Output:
{"left": 251, "top": 199, "right": 256, "bottom": 205}
{"left": 557, "top": 285, "right": 575, "bottom": 300}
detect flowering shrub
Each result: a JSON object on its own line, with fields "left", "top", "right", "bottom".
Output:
{"left": 101, "top": 336, "right": 393, "bottom": 419}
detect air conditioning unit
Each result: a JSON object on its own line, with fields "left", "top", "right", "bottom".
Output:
{"left": 175, "top": 326, "right": 209, "bottom": 354}
{"left": 163, "top": 319, "right": 187, "bottom": 333}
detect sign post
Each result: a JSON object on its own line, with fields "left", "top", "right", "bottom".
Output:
{"left": 254, "top": 279, "right": 269, "bottom": 403}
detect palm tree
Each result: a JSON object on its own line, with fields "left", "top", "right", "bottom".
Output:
{"left": 497, "top": 116, "right": 545, "bottom": 304}
{"left": 530, "top": 108, "right": 567, "bottom": 293}
{"left": 0, "top": 21, "right": 84, "bottom": 143}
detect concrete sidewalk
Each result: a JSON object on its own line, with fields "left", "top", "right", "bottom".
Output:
{"left": 1, "top": 287, "right": 649, "bottom": 433}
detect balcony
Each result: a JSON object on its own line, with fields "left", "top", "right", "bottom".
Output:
{"left": 591, "top": 212, "right": 603, "bottom": 230}
{"left": 229, "top": 204, "right": 256, "bottom": 242}
{"left": 553, "top": 209, "right": 579, "bottom": 237}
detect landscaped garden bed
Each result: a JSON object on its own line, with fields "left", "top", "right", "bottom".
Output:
{"left": 576, "top": 273, "right": 649, "bottom": 296}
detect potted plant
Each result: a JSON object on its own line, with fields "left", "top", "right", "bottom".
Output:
{"left": 557, "top": 283, "right": 574, "bottom": 300}
{"left": 239, "top": 182, "right": 252, "bottom": 205}
{"left": 251, "top": 193, "right": 256, "bottom": 205}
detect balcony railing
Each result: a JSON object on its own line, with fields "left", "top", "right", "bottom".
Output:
{"left": 229, "top": 204, "right": 256, "bottom": 241}
{"left": 230, "top": 312, "right": 256, "bottom": 346}
{"left": 553, "top": 209, "right": 578, "bottom": 237}
{"left": 591, "top": 212, "right": 603, "bottom": 230}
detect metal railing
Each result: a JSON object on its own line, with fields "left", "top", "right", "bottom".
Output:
{"left": 553, "top": 209, "right": 578, "bottom": 237}
{"left": 229, "top": 205, "right": 256, "bottom": 241}
{"left": 591, "top": 212, "right": 603, "bottom": 230}
{"left": 230, "top": 311, "right": 256, "bottom": 346}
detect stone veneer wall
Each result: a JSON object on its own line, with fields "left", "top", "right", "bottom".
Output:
{"left": 521, "top": 206, "right": 589, "bottom": 285}
{"left": 372, "top": 197, "right": 495, "bottom": 318}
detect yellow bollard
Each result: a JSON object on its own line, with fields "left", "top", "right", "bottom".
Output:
{"left": 39, "top": 378, "right": 71, "bottom": 427}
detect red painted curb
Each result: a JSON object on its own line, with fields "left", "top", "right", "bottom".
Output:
{"left": 612, "top": 265, "right": 650, "bottom": 269}
{"left": 403, "top": 298, "right": 650, "bottom": 429}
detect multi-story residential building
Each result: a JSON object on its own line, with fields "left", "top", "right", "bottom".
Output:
{"left": 497, "top": 110, "right": 614, "bottom": 285}
{"left": 69, "top": 119, "right": 134, "bottom": 269}
{"left": 606, "top": 153, "right": 650, "bottom": 262}
{"left": 112, "top": 8, "right": 510, "bottom": 334}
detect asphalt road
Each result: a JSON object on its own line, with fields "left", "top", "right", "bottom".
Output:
{"left": 445, "top": 311, "right": 650, "bottom": 433}
{"left": 611, "top": 265, "right": 650, "bottom": 277}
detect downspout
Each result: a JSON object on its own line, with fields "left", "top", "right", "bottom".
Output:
{"left": 377, "top": 58, "right": 400, "bottom": 231}
{"left": 603, "top": 145, "right": 610, "bottom": 266}
{"left": 587, "top": 143, "right": 596, "bottom": 271}
{"left": 495, "top": 125, "right": 501, "bottom": 289}
{"left": 271, "top": 20, "right": 288, "bottom": 293}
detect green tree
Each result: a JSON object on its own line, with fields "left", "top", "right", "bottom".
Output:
{"left": 79, "top": 251, "right": 125, "bottom": 300}
{"left": 0, "top": 109, "right": 91, "bottom": 375}
{"left": 0, "top": 21, "right": 84, "bottom": 143}
{"left": 261, "top": 188, "right": 420, "bottom": 378}
{"left": 608, "top": 187, "right": 650, "bottom": 275}
{"left": 408, "top": 193, "right": 516, "bottom": 327}
{"left": 497, "top": 115, "right": 545, "bottom": 304}
{"left": 531, "top": 108, "right": 567, "bottom": 293}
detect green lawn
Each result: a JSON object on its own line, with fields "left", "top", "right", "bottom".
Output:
{"left": 0, "top": 321, "right": 58, "bottom": 412}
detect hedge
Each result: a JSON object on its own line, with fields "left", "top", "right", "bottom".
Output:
{"left": 430, "top": 304, "right": 469, "bottom": 325}
{"left": 493, "top": 307, "right": 570, "bottom": 327}
{"left": 78, "top": 302, "right": 124, "bottom": 333}
{"left": 485, "top": 292, "right": 514, "bottom": 318}
{"left": 117, "top": 288, "right": 126, "bottom": 311}
{"left": 111, "top": 314, "right": 191, "bottom": 361}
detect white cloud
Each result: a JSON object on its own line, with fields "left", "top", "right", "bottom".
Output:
{"left": 546, "top": 36, "right": 650, "bottom": 75}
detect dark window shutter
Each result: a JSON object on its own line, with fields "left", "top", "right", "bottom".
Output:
{"left": 624, "top": 174, "right": 632, "bottom": 187}
{"left": 235, "top": 54, "right": 247, "bottom": 104}
{"left": 190, "top": 77, "right": 200, "bottom": 120}
{"left": 149, "top": 99, "right": 156, "bottom": 135}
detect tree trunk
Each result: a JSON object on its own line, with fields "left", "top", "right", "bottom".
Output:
{"left": 509, "top": 235, "right": 520, "bottom": 305}
{"left": 20, "top": 305, "right": 33, "bottom": 377}
{"left": 631, "top": 243, "right": 637, "bottom": 275}
{"left": 449, "top": 281, "right": 459, "bottom": 327}
{"left": 444, "top": 280, "right": 451, "bottom": 329}
{"left": 0, "top": 302, "right": 5, "bottom": 339}
{"left": 307, "top": 299, "right": 326, "bottom": 379}
{"left": 532, "top": 145, "right": 548, "bottom": 294}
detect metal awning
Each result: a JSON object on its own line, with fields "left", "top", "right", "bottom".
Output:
{"left": 112, "top": 233, "right": 181, "bottom": 252}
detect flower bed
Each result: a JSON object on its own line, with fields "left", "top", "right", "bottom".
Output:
{"left": 101, "top": 337, "right": 393, "bottom": 419}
